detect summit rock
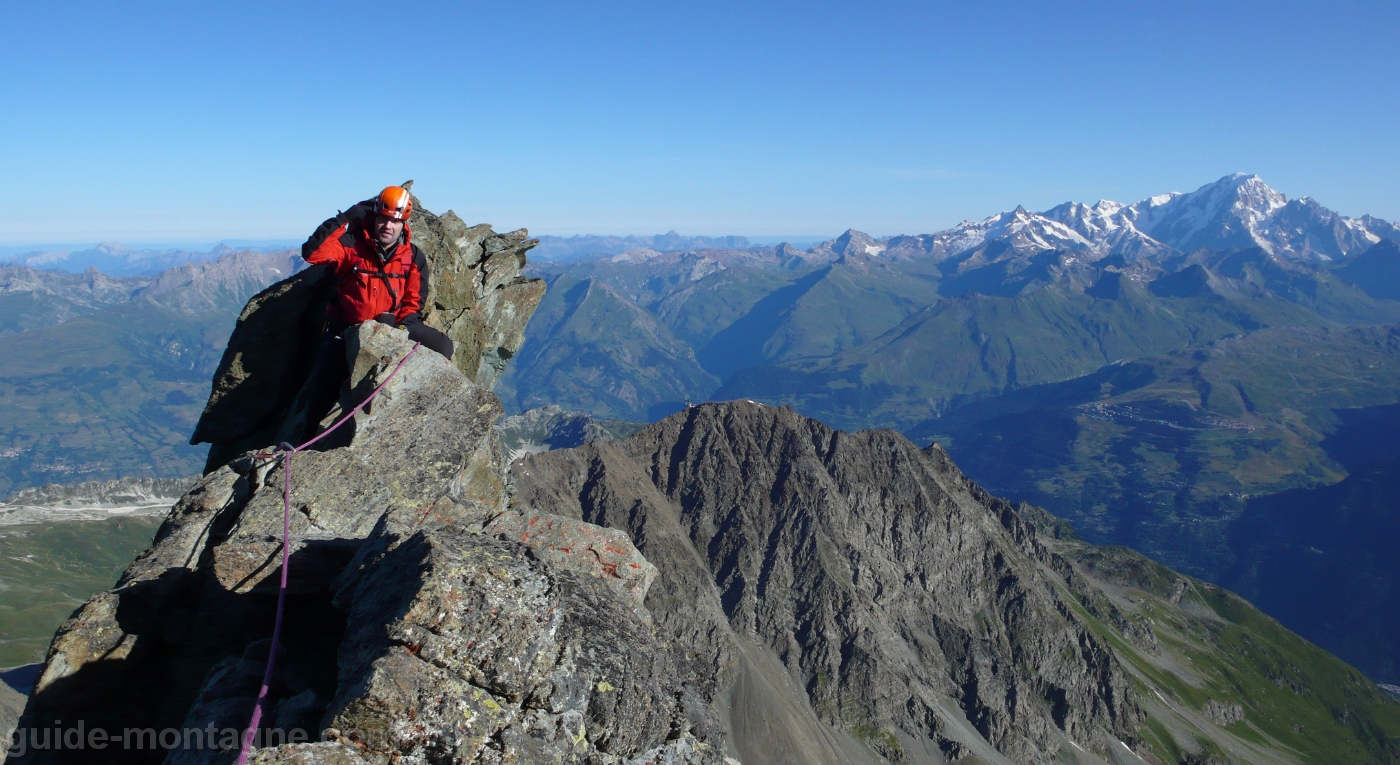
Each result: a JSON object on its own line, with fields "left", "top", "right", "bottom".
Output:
{"left": 189, "top": 201, "right": 545, "bottom": 471}
{"left": 13, "top": 204, "right": 723, "bottom": 764}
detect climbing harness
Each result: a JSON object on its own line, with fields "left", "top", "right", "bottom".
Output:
{"left": 234, "top": 342, "right": 421, "bottom": 765}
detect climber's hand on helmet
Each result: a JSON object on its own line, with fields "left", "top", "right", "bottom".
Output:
{"left": 344, "top": 200, "right": 376, "bottom": 223}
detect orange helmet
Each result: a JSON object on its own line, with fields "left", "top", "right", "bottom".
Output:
{"left": 374, "top": 185, "right": 413, "bottom": 221}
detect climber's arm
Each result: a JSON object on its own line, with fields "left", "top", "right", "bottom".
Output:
{"left": 395, "top": 245, "right": 429, "bottom": 323}
{"left": 301, "top": 201, "right": 373, "bottom": 264}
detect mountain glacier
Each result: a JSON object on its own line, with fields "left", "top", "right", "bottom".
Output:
{"left": 879, "top": 173, "right": 1395, "bottom": 262}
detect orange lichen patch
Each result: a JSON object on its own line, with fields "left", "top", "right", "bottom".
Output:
{"left": 484, "top": 509, "right": 658, "bottom": 608}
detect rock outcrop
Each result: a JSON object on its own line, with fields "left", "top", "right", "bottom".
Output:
{"left": 408, "top": 205, "right": 545, "bottom": 390}
{"left": 189, "top": 202, "right": 544, "bottom": 472}
{"left": 494, "top": 405, "right": 643, "bottom": 464}
{"left": 14, "top": 209, "right": 719, "bottom": 764}
{"left": 512, "top": 402, "right": 1145, "bottom": 764}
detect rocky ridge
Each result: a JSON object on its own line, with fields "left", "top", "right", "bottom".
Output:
{"left": 513, "top": 402, "right": 1145, "bottom": 764}
{"left": 15, "top": 209, "right": 719, "bottom": 763}
{"left": 513, "top": 402, "right": 1400, "bottom": 765}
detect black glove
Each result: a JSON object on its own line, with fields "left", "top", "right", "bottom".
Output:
{"left": 374, "top": 312, "right": 397, "bottom": 326}
{"left": 344, "top": 199, "right": 376, "bottom": 223}
{"left": 397, "top": 313, "right": 422, "bottom": 326}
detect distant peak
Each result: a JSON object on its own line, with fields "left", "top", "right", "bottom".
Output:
{"left": 95, "top": 241, "right": 134, "bottom": 255}
{"left": 1214, "top": 172, "right": 1271, "bottom": 190}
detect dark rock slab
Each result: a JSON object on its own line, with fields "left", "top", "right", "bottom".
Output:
{"left": 190, "top": 265, "right": 335, "bottom": 469}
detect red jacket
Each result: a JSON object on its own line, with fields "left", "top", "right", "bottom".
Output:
{"left": 301, "top": 211, "right": 428, "bottom": 324}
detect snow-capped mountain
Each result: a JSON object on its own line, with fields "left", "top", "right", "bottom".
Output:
{"left": 1127, "top": 173, "right": 1291, "bottom": 254}
{"left": 881, "top": 207, "right": 1094, "bottom": 261}
{"left": 858, "top": 174, "right": 1397, "bottom": 263}
{"left": 1036, "top": 200, "right": 1176, "bottom": 260}
{"left": 806, "top": 228, "right": 888, "bottom": 260}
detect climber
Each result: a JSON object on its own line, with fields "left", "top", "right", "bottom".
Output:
{"left": 294, "top": 184, "right": 455, "bottom": 437}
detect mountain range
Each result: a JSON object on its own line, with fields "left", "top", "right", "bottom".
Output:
{"left": 14, "top": 255, "right": 1400, "bottom": 764}
{"left": 0, "top": 250, "right": 303, "bottom": 494}
{"left": 531, "top": 231, "right": 754, "bottom": 262}
{"left": 0, "top": 241, "right": 298, "bottom": 277}
{"left": 490, "top": 173, "right": 1400, "bottom": 690}
{"left": 6, "top": 173, "right": 1400, "bottom": 701}
{"left": 877, "top": 173, "right": 1398, "bottom": 263}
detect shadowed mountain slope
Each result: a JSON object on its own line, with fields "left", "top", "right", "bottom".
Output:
{"left": 1222, "top": 402, "right": 1400, "bottom": 684}
{"left": 656, "top": 256, "right": 943, "bottom": 380}
{"left": 513, "top": 401, "right": 1400, "bottom": 764}
{"left": 1163, "top": 247, "right": 1400, "bottom": 325}
{"left": 1334, "top": 239, "right": 1400, "bottom": 301}
{"left": 716, "top": 268, "right": 1339, "bottom": 432}
{"left": 929, "top": 325, "right": 1400, "bottom": 578}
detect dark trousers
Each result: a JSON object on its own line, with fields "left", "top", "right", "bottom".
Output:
{"left": 300, "top": 320, "right": 455, "bottom": 438}
{"left": 405, "top": 319, "right": 455, "bottom": 359}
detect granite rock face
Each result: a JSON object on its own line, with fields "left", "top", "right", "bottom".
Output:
{"left": 190, "top": 200, "right": 544, "bottom": 472}
{"left": 15, "top": 254, "right": 721, "bottom": 762}
{"left": 318, "top": 510, "right": 713, "bottom": 764}
{"left": 512, "top": 402, "right": 1146, "bottom": 765}
{"left": 404, "top": 200, "right": 545, "bottom": 390}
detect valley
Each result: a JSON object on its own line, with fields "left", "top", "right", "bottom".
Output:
{"left": 0, "top": 252, "right": 302, "bottom": 495}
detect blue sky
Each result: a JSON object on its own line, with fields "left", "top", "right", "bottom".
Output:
{"left": 3, "top": 0, "right": 1398, "bottom": 244}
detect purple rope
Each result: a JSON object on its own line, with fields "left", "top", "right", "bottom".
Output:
{"left": 235, "top": 342, "right": 420, "bottom": 764}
